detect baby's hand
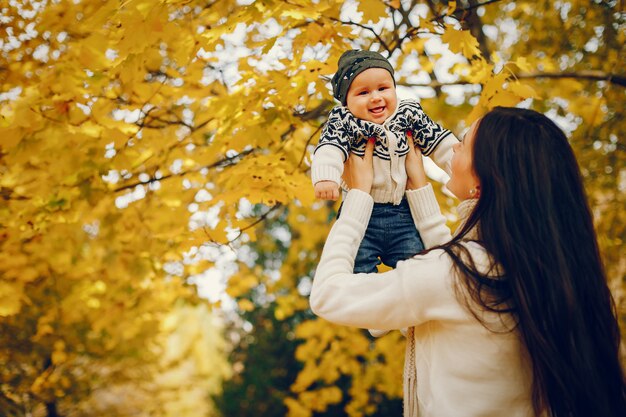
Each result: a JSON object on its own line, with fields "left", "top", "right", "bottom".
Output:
{"left": 315, "top": 181, "right": 340, "bottom": 201}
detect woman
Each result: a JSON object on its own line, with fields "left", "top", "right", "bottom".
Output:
{"left": 310, "top": 107, "right": 626, "bottom": 416}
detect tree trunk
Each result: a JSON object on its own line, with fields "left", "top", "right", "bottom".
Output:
{"left": 45, "top": 401, "right": 59, "bottom": 417}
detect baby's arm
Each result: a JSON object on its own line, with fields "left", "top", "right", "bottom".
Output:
{"left": 312, "top": 106, "right": 355, "bottom": 200}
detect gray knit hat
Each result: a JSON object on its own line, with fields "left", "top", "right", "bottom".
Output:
{"left": 331, "top": 50, "right": 395, "bottom": 105}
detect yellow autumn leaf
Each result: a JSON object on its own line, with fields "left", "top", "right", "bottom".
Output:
{"left": 244, "top": 229, "right": 258, "bottom": 243}
{"left": 170, "top": 31, "right": 195, "bottom": 66}
{"left": 403, "top": 36, "right": 427, "bottom": 54}
{"left": 78, "top": 121, "right": 104, "bottom": 138}
{"left": 568, "top": 96, "right": 606, "bottom": 126}
{"left": 51, "top": 349, "right": 68, "bottom": 365}
{"left": 34, "top": 323, "right": 55, "bottom": 339}
{"left": 0, "top": 127, "right": 23, "bottom": 149}
{"left": 226, "top": 273, "right": 259, "bottom": 298}
{"left": 419, "top": 55, "right": 434, "bottom": 73}
{"left": 489, "top": 90, "right": 523, "bottom": 108}
{"left": 441, "top": 26, "right": 481, "bottom": 59}
{"left": 481, "top": 72, "right": 509, "bottom": 99}
{"left": 0, "top": 281, "right": 23, "bottom": 317}
{"left": 358, "top": 0, "right": 388, "bottom": 23}
{"left": 447, "top": 0, "right": 457, "bottom": 15}
{"left": 30, "top": 368, "right": 53, "bottom": 396}
{"left": 184, "top": 261, "right": 214, "bottom": 276}
{"left": 285, "top": 397, "right": 312, "bottom": 417}
{"left": 465, "top": 101, "right": 488, "bottom": 126}
{"left": 509, "top": 81, "right": 539, "bottom": 99}
{"left": 513, "top": 56, "right": 533, "bottom": 72}
{"left": 465, "top": 58, "right": 494, "bottom": 83}
{"left": 281, "top": 7, "right": 321, "bottom": 20}
{"left": 116, "top": 6, "right": 162, "bottom": 55}
{"left": 77, "top": 33, "right": 109, "bottom": 71}
{"left": 237, "top": 298, "right": 255, "bottom": 312}
{"left": 418, "top": 18, "right": 437, "bottom": 33}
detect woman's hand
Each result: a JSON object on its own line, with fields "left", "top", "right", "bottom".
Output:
{"left": 343, "top": 138, "right": 375, "bottom": 193}
{"left": 405, "top": 145, "right": 428, "bottom": 190}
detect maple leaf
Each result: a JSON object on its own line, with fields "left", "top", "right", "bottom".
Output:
{"left": 358, "top": 0, "right": 388, "bottom": 23}
{"left": 441, "top": 26, "right": 481, "bottom": 59}
{"left": 509, "top": 81, "right": 539, "bottom": 99}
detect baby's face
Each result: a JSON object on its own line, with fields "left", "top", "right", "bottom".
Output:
{"left": 345, "top": 67, "right": 397, "bottom": 124}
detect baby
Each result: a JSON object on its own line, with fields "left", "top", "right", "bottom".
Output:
{"left": 312, "top": 50, "right": 459, "bottom": 274}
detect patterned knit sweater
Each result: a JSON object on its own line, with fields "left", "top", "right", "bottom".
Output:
{"left": 311, "top": 99, "right": 458, "bottom": 204}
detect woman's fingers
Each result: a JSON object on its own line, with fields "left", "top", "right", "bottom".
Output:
{"left": 342, "top": 158, "right": 352, "bottom": 189}
{"left": 364, "top": 138, "right": 375, "bottom": 163}
{"left": 406, "top": 145, "right": 418, "bottom": 164}
{"left": 350, "top": 138, "right": 375, "bottom": 166}
{"left": 363, "top": 138, "right": 376, "bottom": 166}
{"left": 345, "top": 138, "right": 375, "bottom": 193}
{"left": 406, "top": 145, "right": 428, "bottom": 190}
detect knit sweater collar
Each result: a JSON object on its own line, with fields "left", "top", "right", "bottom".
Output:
{"left": 454, "top": 198, "right": 479, "bottom": 240}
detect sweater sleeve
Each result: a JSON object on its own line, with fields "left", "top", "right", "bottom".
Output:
{"left": 406, "top": 183, "right": 452, "bottom": 248}
{"left": 430, "top": 135, "right": 457, "bottom": 177}
{"left": 310, "top": 189, "right": 465, "bottom": 330}
{"left": 311, "top": 106, "right": 357, "bottom": 185}
{"left": 311, "top": 146, "right": 345, "bottom": 185}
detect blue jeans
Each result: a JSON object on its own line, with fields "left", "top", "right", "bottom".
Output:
{"left": 339, "top": 198, "right": 425, "bottom": 273}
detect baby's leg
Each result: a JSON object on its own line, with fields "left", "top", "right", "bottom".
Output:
{"left": 353, "top": 205, "right": 385, "bottom": 274}
{"left": 354, "top": 225, "right": 383, "bottom": 273}
{"left": 381, "top": 200, "right": 425, "bottom": 268}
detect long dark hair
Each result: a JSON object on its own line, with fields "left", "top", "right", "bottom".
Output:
{"left": 442, "top": 107, "right": 626, "bottom": 416}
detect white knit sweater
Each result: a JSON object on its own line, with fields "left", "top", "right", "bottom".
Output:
{"left": 310, "top": 186, "right": 534, "bottom": 417}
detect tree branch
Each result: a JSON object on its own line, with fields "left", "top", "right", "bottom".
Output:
{"left": 225, "top": 203, "right": 283, "bottom": 245}
{"left": 432, "top": 0, "right": 504, "bottom": 22}
{"left": 295, "top": 123, "right": 324, "bottom": 171}
{"left": 399, "top": 70, "right": 626, "bottom": 88}
{"left": 293, "top": 100, "right": 333, "bottom": 122}
{"left": 456, "top": 0, "right": 492, "bottom": 62}
{"left": 114, "top": 101, "right": 332, "bottom": 196}
{"left": 201, "top": 202, "right": 283, "bottom": 248}
{"left": 516, "top": 71, "right": 626, "bottom": 87}
{"left": 330, "top": 18, "right": 392, "bottom": 53}
{"left": 113, "top": 148, "right": 256, "bottom": 193}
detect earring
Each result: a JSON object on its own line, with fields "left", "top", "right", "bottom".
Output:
{"left": 469, "top": 185, "right": 480, "bottom": 198}
{"left": 469, "top": 188, "right": 476, "bottom": 197}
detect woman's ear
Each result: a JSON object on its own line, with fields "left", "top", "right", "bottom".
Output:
{"left": 469, "top": 185, "right": 481, "bottom": 198}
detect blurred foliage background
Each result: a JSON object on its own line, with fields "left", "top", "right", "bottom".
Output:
{"left": 0, "top": 0, "right": 624, "bottom": 416}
